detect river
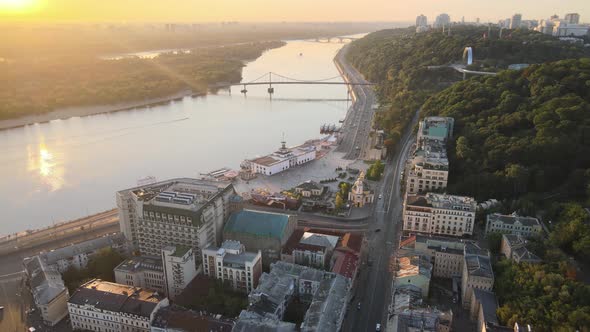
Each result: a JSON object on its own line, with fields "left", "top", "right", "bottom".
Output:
{"left": 0, "top": 38, "right": 355, "bottom": 235}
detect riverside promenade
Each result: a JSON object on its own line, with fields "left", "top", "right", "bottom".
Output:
{"left": 0, "top": 209, "right": 119, "bottom": 256}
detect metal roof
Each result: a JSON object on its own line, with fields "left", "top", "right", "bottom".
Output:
{"left": 224, "top": 210, "right": 292, "bottom": 239}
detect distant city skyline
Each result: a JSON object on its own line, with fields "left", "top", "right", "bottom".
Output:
{"left": 0, "top": 0, "right": 589, "bottom": 23}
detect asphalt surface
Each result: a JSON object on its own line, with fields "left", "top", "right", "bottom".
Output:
{"left": 334, "top": 46, "right": 421, "bottom": 329}
{"left": 334, "top": 45, "right": 376, "bottom": 160}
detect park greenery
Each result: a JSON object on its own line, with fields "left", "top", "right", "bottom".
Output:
{"left": 62, "top": 248, "right": 126, "bottom": 293}
{"left": 0, "top": 41, "right": 283, "bottom": 120}
{"left": 494, "top": 260, "right": 590, "bottom": 331}
{"left": 346, "top": 26, "right": 590, "bottom": 150}
{"left": 335, "top": 182, "right": 351, "bottom": 211}
{"left": 349, "top": 26, "right": 590, "bottom": 329}
{"left": 179, "top": 279, "right": 248, "bottom": 317}
{"left": 366, "top": 160, "right": 385, "bottom": 181}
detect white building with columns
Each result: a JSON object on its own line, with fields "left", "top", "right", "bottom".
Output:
{"left": 403, "top": 193, "right": 476, "bottom": 237}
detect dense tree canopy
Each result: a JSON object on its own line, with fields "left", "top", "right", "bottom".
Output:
{"left": 494, "top": 260, "right": 590, "bottom": 331}
{"left": 346, "top": 26, "right": 590, "bottom": 149}
{"left": 0, "top": 41, "right": 283, "bottom": 120}
{"left": 422, "top": 58, "right": 590, "bottom": 201}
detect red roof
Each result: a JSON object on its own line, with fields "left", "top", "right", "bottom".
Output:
{"left": 332, "top": 251, "right": 359, "bottom": 279}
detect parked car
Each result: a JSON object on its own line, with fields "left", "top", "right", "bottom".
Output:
{"left": 357, "top": 302, "right": 361, "bottom": 310}
{"left": 376, "top": 323, "right": 381, "bottom": 331}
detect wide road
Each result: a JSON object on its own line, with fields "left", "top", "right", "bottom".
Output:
{"left": 335, "top": 45, "right": 376, "bottom": 160}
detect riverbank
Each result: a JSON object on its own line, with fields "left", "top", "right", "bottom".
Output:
{"left": 0, "top": 89, "right": 203, "bottom": 130}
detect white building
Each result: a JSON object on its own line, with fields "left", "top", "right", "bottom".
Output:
{"left": 348, "top": 171, "right": 374, "bottom": 207}
{"left": 564, "top": 13, "right": 580, "bottom": 24}
{"left": 434, "top": 13, "right": 451, "bottom": 28}
{"left": 161, "top": 246, "right": 198, "bottom": 299}
{"left": 246, "top": 140, "right": 316, "bottom": 176}
{"left": 202, "top": 240, "right": 263, "bottom": 293}
{"left": 114, "top": 256, "right": 165, "bottom": 293}
{"left": 23, "top": 256, "right": 69, "bottom": 326}
{"left": 67, "top": 279, "right": 168, "bottom": 332}
{"left": 403, "top": 193, "right": 476, "bottom": 236}
{"left": 485, "top": 212, "right": 543, "bottom": 238}
{"left": 552, "top": 21, "right": 589, "bottom": 37}
{"left": 407, "top": 139, "right": 449, "bottom": 194}
{"left": 116, "top": 178, "right": 236, "bottom": 259}
{"left": 416, "top": 14, "right": 428, "bottom": 27}
{"left": 40, "top": 233, "right": 127, "bottom": 273}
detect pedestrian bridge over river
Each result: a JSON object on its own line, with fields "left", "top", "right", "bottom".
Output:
{"left": 212, "top": 72, "right": 375, "bottom": 95}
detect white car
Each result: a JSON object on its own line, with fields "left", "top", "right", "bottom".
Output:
{"left": 378, "top": 194, "right": 383, "bottom": 199}
{"left": 376, "top": 323, "right": 381, "bottom": 331}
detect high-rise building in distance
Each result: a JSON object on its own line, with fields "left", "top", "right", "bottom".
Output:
{"left": 564, "top": 13, "right": 580, "bottom": 24}
{"left": 416, "top": 14, "right": 428, "bottom": 27}
{"left": 434, "top": 13, "right": 451, "bottom": 28}
{"left": 510, "top": 13, "right": 522, "bottom": 29}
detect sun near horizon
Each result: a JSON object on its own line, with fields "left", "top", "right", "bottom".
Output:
{"left": 0, "top": 0, "right": 40, "bottom": 14}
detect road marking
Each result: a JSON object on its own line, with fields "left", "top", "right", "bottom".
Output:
{"left": 0, "top": 270, "right": 25, "bottom": 279}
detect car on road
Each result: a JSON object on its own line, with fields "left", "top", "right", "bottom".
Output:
{"left": 376, "top": 323, "right": 381, "bottom": 331}
{"left": 375, "top": 228, "right": 381, "bottom": 233}
{"left": 355, "top": 146, "right": 360, "bottom": 150}
{"left": 357, "top": 302, "right": 361, "bottom": 310}
{"left": 378, "top": 194, "right": 383, "bottom": 199}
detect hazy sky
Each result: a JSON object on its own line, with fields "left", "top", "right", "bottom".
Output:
{"left": 1, "top": 0, "right": 589, "bottom": 23}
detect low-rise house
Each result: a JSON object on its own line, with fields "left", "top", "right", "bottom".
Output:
{"left": 40, "top": 233, "right": 127, "bottom": 273}
{"left": 223, "top": 210, "right": 296, "bottom": 266}
{"left": 500, "top": 234, "right": 542, "bottom": 264}
{"left": 294, "top": 181, "right": 325, "bottom": 198}
{"left": 485, "top": 213, "right": 543, "bottom": 238}
{"left": 67, "top": 279, "right": 168, "bottom": 332}
{"left": 23, "top": 256, "right": 69, "bottom": 326}
{"left": 461, "top": 244, "right": 494, "bottom": 309}
{"left": 202, "top": 240, "right": 262, "bottom": 293}
{"left": 150, "top": 304, "right": 234, "bottom": 332}
{"left": 403, "top": 193, "right": 476, "bottom": 236}
{"left": 114, "top": 255, "right": 165, "bottom": 293}
{"left": 348, "top": 171, "right": 374, "bottom": 207}
{"left": 394, "top": 255, "right": 432, "bottom": 297}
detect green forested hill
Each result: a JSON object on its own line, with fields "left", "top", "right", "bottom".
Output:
{"left": 346, "top": 26, "right": 590, "bottom": 147}
{"left": 422, "top": 58, "right": 590, "bottom": 201}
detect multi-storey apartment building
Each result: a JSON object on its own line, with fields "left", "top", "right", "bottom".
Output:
{"left": 202, "top": 240, "right": 262, "bottom": 293}
{"left": 67, "top": 279, "right": 168, "bottom": 332}
{"left": 23, "top": 256, "right": 69, "bottom": 326}
{"left": 485, "top": 212, "right": 543, "bottom": 238}
{"left": 403, "top": 193, "right": 476, "bottom": 236}
{"left": 417, "top": 117, "right": 454, "bottom": 143}
{"left": 461, "top": 244, "right": 494, "bottom": 309}
{"left": 116, "top": 178, "right": 236, "bottom": 258}
{"left": 114, "top": 256, "right": 165, "bottom": 293}
{"left": 161, "top": 246, "right": 198, "bottom": 299}
{"left": 406, "top": 140, "right": 449, "bottom": 194}
{"left": 40, "top": 233, "right": 127, "bottom": 273}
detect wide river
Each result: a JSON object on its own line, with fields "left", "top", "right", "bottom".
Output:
{"left": 0, "top": 39, "right": 353, "bottom": 235}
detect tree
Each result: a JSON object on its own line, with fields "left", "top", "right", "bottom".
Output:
{"left": 487, "top": 232, "right": 503, "bottom": 255}
{"left": 335, "top": 194, "right": 344, "bottom": 211}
